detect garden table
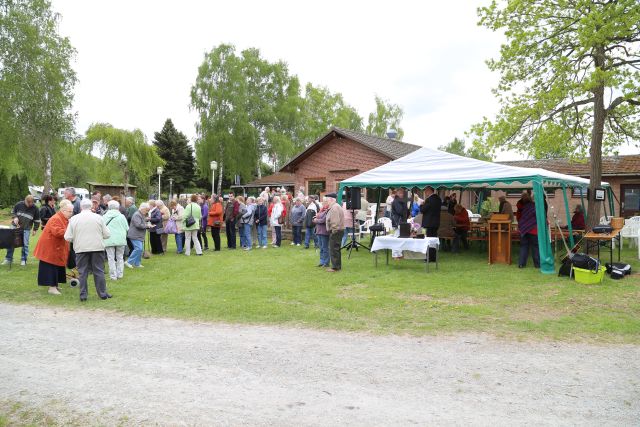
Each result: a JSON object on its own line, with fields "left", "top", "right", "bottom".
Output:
{"left": 370, "top": 235, "right": 440, "bottom": 272}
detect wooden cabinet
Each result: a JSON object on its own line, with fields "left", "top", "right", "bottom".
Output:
{"left": 488, "top": 215, "right": 511, "bottom": 264}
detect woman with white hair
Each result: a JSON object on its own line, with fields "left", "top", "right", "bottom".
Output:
{"left": 148, "top": 200, "right": 164, "bottom": 255}
{"left": 156, "top": 200, "right": 171, "bottom": 253}
{"left": 126, "top": 203, "right": 152, "bottom": 268}
{"left": 103, "top": 200, "right": 129, "bottom": 280}
{"left": 270, "top": 195, "right": 283, "bottom": 247}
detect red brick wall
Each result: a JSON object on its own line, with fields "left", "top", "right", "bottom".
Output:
{"left": 291, "top": 137, "right": 392, "bottom": 195}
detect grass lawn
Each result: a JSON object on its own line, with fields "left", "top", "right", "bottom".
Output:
{"left": 0, "top": 232, "right": 639, "bottom": 343}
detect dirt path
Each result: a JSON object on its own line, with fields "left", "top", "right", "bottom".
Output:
{"left": 0, "top": 303, "right": 638, "bottom": 426}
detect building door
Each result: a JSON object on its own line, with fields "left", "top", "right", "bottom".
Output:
{"left": 620, "top": 184, "right": 640, "bottom": 218}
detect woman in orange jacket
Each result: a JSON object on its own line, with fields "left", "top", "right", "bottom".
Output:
{"left": 208, "top": 195, "right": 224, "bottom": 251}
{"left": 33, "top": 200, "right": 74, "bottom": 295}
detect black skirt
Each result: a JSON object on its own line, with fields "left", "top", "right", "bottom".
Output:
{"left": 37, "top": 260, "right": 66, "bottom": 287}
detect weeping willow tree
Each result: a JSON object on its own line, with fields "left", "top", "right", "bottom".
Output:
{"left": 80, "top": 123, "right": 163, "bottom": 196}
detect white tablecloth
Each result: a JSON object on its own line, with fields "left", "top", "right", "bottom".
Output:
{"left": 370, "top": 236, "right": 440, "bottom": 254}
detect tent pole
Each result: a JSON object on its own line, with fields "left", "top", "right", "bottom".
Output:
{"left": 476, "top": 190, "right": 484, "bottom": 215}
{"left": 608, "top": 187, "right": 615, "bottom": 216}
{"left": 533, "top": 180, "right": 554, "bottom": 274}
{"left": 375, "top": 187, "right": 382, "bottom": 224}
{"left": 579, "top": 187, "right": 587, "bottom": 224}
{"left": 561, "top": 184, "right": 574, "bottom": 248}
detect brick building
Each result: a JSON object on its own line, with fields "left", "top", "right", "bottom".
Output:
{"left": 498, "top": 155, "right": 640, "bottom": 221}
{"left": 279, "top": 127, "right": 420, "bottom": 197}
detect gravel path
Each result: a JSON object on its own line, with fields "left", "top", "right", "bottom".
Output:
{"left": 0, "top": 303, "right": 638, "bottom": 426}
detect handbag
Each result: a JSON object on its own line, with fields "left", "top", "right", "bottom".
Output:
{"left": 164, "top": 218, "right": 178, "bottom": 234}
{"left": 185, "top": 205, "right": 196, "bottom": 228}
{"left": 213, "top": 220, "right": 222, "bottom": 227}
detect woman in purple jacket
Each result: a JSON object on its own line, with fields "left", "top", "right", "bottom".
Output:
{"left": 312, "top": 199, "right": 330, "bottom": 267}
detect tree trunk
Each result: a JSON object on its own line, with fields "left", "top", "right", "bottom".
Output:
{"left": 42, "top": 138, "right": 53, "bottom": 196}
{"left": 217, "top": 160, "right": 224, "bottom": 195}
{"left": 123, "top": 165, "right": 130, "bottom": 197}
{"left": 586, "top": 47, "right": 606, "bottom": 231}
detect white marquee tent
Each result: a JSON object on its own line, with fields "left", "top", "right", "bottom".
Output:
{"left": 338, "top": 147, "right": 610, "bottom": 274}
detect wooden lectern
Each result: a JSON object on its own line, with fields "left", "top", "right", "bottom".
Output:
{"left": 488, "top": 213, "right": 511, "bottom": 264}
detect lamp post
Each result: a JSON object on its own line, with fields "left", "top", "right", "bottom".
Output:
{"left": 168, "top": 177, "right": 174, "bottom": 201}
{"left": 157, "top": 166, "right": 163, "bottom": 199}
{"left": 210, "top": 160, "right": 218, "bottom": 195}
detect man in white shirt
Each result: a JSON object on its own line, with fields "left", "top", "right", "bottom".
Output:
{"left": 64, "top": 198, "right": 111, "bottom": 302}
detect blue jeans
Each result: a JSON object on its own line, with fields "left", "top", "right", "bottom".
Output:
{"left": 5, "top": 229, "right": 30, "bottom": 262}
{"left": 341, "top": 227, "right": 355, "bottom": 246}
{"left": 127, "top": 239, "right": 144, "bottom": 266}
{"left": 292, "top": 226, "right": 302, "bottom": 245}
{"left": 242, "top": 223, "right": 252, "bottom": 248}
{"left": 257, "top": 224, "right": 267, "bottom": 247}
{"left": 175, "top": 233, "right": 184, "bottom": 253}
{"left": 318, "top": 234, "right": 330, "bottom": 266}
{"left": 304, "top": 226, "right": 317, "bottom": 248}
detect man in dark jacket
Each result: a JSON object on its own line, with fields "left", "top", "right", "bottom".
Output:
{"left": 2, "top": 195, "right": 40, "bottom": 266}
{"left": 391, "top": 189, "right": 408, "bottom": 227}
{"left": 223, "top": 193, "right": 239, "bottom": 249}
{"left": 420, "top": 186, "right": 442, "bottom": 262}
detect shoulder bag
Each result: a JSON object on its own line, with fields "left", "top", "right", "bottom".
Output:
{"left": 185, "top": 204, "right": 196, "bottom": 228}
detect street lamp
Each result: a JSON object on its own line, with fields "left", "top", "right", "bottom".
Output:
{"left": 168, "top": 177, "right": 174, "bottom": 201}
{"left": 157, "top": 166, "right": 163, "bottom": 199}
{"left": 210, "top": 160, "right": 218, "bottom": 195}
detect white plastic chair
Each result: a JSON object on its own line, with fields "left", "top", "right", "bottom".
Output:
{"left": 466, "top": 209, "right": 474, "bottom": 218}
{"left": 377, "top": 217, "right": 393, "bottom": 233}
{"left": 359, "top": 219, "right": 373, "bottom": 239}
{"left": 620, "top": 217, "right": 640, "bottom": 248}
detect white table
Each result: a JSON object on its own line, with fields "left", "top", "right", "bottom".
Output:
{"left": 370, "top": 236, "right": 440, "bottom": 272}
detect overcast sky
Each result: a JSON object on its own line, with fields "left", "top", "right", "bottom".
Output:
{"left": 51, "top": 0, "right": 513, "bottom": 158}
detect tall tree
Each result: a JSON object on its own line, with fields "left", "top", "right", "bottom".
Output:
{"left": 472, "top": 0, "right": 640, "bottom": 228}
{"left": 0, "top": 0, "right": 77, "bottom": 194}
{"left": 153, "top": 119, "right": 195, "bottom": 195}
{"left": 439, "top": 137, "right": 493, "bottom": 161}
{"left": 191, "top": 44, "right": 258, "bottom": 191}
{"left": 296, "top": 83, "right": 363, "bottom": 150}
{"left": 80, "top": 123, "right": 163, "bottom": 196}
{"left": 366, "top": 95, "right": 404, "bottom": 140}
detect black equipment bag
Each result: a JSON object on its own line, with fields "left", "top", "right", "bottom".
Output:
{"left": 571, "top": 253, "right": 599, "bottom": 273}
{"left": 605, "top": 263, "right": 631, "bottom": 275}
{"left": 609, "top": 269, "right": 625, "bottom": 280}
{"left": 558, "top": 257, "right": 574, "bottom": 278}
{"left": 592, "top": 225, "right": 613, "bottom": 234}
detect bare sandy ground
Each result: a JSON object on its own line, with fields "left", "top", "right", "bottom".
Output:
{"left": 0, "top": 302, "right": 638, "bottom": 426}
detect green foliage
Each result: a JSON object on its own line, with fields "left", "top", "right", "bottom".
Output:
{"left": 191, "top": 44, "right": 406, "bottom": 180}
{"left": 152, "top": 119, "right": 195, "bottom": 195}
{"left": 438, "top": 137, "right": 493, "bottom": 161}
{"left": 80, "top": 123, "right": 164, "bottom": 194}
{"left": 471, "top": 0, "right": 640, "bottom": 159}
{"left": 366, "top": 95, "right": 404, "bottom": 140}
{"left": 297, "top": 83, "right": 364, "bottom": 148}
{"left": 0, "top": 0, "right": 77, "bottom": 192}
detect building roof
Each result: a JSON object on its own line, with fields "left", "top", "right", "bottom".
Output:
{"left": 231, "top": 172, "right": 295, "bottom": 189}
{"left": 498, "top": 155, "right": 640, "bottom": 177}
{"left": 86, "top": 182, "right": 137, "bottom": 188}
{"left": 279, "top": 127, "right": 421, "bottom": 172}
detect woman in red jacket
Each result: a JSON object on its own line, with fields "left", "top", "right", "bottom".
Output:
{"left": 207, "top": 195, "right": 224, "bottom": 251}
{"left": 33, "top": 200, "right": 74, "bottom": 295}
{"left": 452, "top": 204, "right": 470, "bottom": 253}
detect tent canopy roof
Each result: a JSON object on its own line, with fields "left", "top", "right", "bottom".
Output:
{"left": 339, "top": 147, "right": 608, "bottom": 191}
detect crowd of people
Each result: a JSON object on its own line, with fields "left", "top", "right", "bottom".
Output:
{"left": 1, "top": 186, "right": 350, "bottom": 301}
{"left": 2, "top": 183, "right": 580, "bottom": 300}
